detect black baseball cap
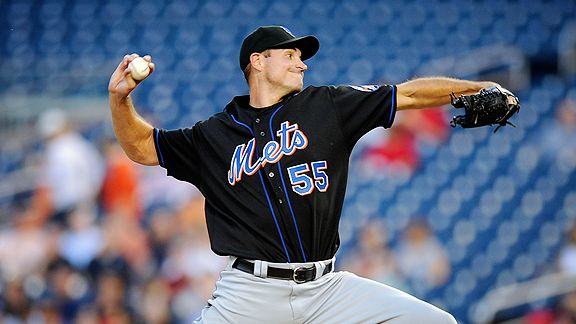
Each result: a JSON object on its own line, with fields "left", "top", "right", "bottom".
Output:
{"left": 239, "top": 26, "right": 320, "bottom": 71}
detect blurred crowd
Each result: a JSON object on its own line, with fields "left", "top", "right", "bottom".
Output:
{"left": 0, "top": 109, "right": 226, "bottom": 323}
{"left": 339, "top": 217, "right": 451, "bottom": 294}
{"left": 355, "top": 107, "right": 449, "bottom": 179}
{"left": 524, "top": 224, "right": 576, "bottom": 324}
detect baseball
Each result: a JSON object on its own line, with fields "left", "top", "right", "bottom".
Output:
{"left": 128, "top": 57, "right": 150, "bottom": 80}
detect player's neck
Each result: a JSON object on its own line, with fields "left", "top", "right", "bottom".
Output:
{"left": 248, "top": 81, "right": 292, "bottom": 108}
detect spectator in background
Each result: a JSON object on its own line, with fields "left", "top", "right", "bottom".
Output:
{"left": 358, "top": 108, "right": 449, "bottom": 178}
{"left": 95, "top": 271, "right": 134, "bottom": 323}
{"left": 160, "top": 195, "right": 227, "bottom": 321}
{"left": 558, "top": 223, "right": 576, "bottom": 275}
{"left": 32, "top": 108, "right": 105, "bottom": 227}
{"left": 339, "top": 218, "right": 406, "bottom": 290}
{"left": 88, "top": 216, "right": 151, "bottom": 283}
{"left": 0, "top": 280, "right": 32, "bottom": 323}
{"left": 43, "top": 259, "right": 89, "bottom": 323}
{"left": 148, "top": 207, "right": 177, "bottom": 269}
{"left": 58, "top": 208, "right": 103, "bottom": 270}
{"left": 557, "top": 220, "right": 576, "bottom": 324}
{"left": 138, "top": 165, "right": 200, "bottom": 217}
{"left": 539, "top": 96, "right": 576, "bottom": 162}
{"left": 395, "top": 218, "right": 451, "bottom": 290}
{"left": 100, "top": 140, "right": 142, "bottom": 219}
{"left": 400, "top": 108, "right": 450, "bottom": 153}
{"left": 137, "top": 277, "right": 173, "bottom": 324}
{"left": 74, "top": 305, "right": 100, "bottom": 324}
{"left": 360, "top": 122, "right": 420, "bottom": 177}
{"left": 475, "top": 222, "right": 576, "bottom": 324}
{"left": 0, "top": 211, "right": 52, "bottom": 281}
{"left": 556, "top": 291, "right": 576, "bottom": 324}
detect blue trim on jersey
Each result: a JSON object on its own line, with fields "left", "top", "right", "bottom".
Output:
{"left": 153, "top": 128, "right": 165, "bottom": 167}
{"left": 229, "top": 114, "right": 253, "bottom": 135}
{"left": 269, "top": 106, "right": 308, "bottom": 262}
{"left": 387, "top": 85, "right": 397, "bottom": 128}
{"left": 229, "top": 113, "right": 292, "bottom": 263}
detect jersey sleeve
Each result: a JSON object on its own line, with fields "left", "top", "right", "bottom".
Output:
{"left": 153, "top": 126, "right": 202, "bottom": 184}
{"left": 328, "top": 84, "right": 397, "bottom": 146}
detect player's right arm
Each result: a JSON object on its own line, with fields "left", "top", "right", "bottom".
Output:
{"left": 108, "top": 54, "right": 159, "bottom": 166}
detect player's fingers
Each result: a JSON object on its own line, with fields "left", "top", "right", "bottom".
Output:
{"left": 122, "top": 65, "right": 136, "bottom": 81}
{"left": 507, "top": 96, "right": 519, "bottom": 106}
{"left": 124, "top": 53, "right": 140, "bottom": 66}
{"left": 113, "top": 54, "right": 130, "bottom": 73}
{"left": 140, "top": 55, "right": 155, "bottom": 73}
{"left": 109, "top": 56, "right": 136, "bottom": 93}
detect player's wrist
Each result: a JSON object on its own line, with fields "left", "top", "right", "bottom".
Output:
{"left": 109, "top": 93, "right": 133, "bottom": 110}
{"left": 479, "top": 81, "right": 500, "bottom": 90}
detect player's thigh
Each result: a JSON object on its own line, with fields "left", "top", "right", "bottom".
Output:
{"left": 305, "top": 271, "right": 456, "bottom": 324}
{"left": 194, "top": 269, "right": 294, "bottom": 324}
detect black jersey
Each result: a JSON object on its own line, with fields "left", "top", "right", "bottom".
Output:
{"left": 154, "top": 85, "right": 396, "bottom": 263}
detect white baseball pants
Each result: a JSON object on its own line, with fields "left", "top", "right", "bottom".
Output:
{"left": 194, "top": 257, "right": 457, "bottom": 324}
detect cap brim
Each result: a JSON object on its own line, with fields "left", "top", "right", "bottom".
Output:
{"left": 270, "top": 35, "right": 320, "bottom": 61}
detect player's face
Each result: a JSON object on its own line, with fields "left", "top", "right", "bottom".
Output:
{"left": 262, "top": 48, "right": 308, "bottom": 95}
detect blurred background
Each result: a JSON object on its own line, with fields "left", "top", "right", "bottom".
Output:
{"left": 1, "top": 0, "right": 575, "bottom": 323}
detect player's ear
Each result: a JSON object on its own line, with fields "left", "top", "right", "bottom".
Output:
{"left": 250, "top": 53, "right": 264, "bottom": 72}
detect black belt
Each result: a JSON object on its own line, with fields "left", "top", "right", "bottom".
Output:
{"left": 232, "top": 258, "right": 333, "bottom": 284}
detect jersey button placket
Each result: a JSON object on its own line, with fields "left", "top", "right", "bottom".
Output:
{"left": 262, "top": 164, "right": 285, "bottom": 208}
{"left": 256, "top": 123, "right": 284, "bottom": 209}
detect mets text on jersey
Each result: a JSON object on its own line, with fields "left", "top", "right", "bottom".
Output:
{"left": 227, "top": 121, "right": 308, "bottom": 186}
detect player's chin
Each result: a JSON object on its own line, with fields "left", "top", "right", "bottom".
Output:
{"left": 290, "top": 74, "right": 304, "bottom": 90}
{"left": 291, "top": 80, "right": 304, "bottom": 92}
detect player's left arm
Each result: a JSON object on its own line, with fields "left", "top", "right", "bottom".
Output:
{"left": 396, "top": 77, "right": 498, "bottom": 110}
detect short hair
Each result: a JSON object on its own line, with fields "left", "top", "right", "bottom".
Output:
{"left": 242, "top": 50, "right": 271, "bottom": 83}
{"left": 242, "top": 63, "right": 251, "bottom": 82}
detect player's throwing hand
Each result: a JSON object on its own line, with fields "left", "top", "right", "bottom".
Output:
{"left": 108, "top": 54, "right": 154, "bottom": 98}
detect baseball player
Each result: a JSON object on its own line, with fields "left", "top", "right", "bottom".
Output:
{"left": 108, "top": 26, "right": 499, "bottom": 323}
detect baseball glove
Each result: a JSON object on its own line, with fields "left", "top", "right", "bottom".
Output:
{"left": 450, "top": 86, "right": 520, "bottom": 132}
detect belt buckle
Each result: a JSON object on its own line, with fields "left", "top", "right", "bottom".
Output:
{"left": 293, "top": 266, "right": 309, "bottom": 283}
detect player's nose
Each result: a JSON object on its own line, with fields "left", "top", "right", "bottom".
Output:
{"left": 296, "top": 60, "right": 308, "bottom": 72}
